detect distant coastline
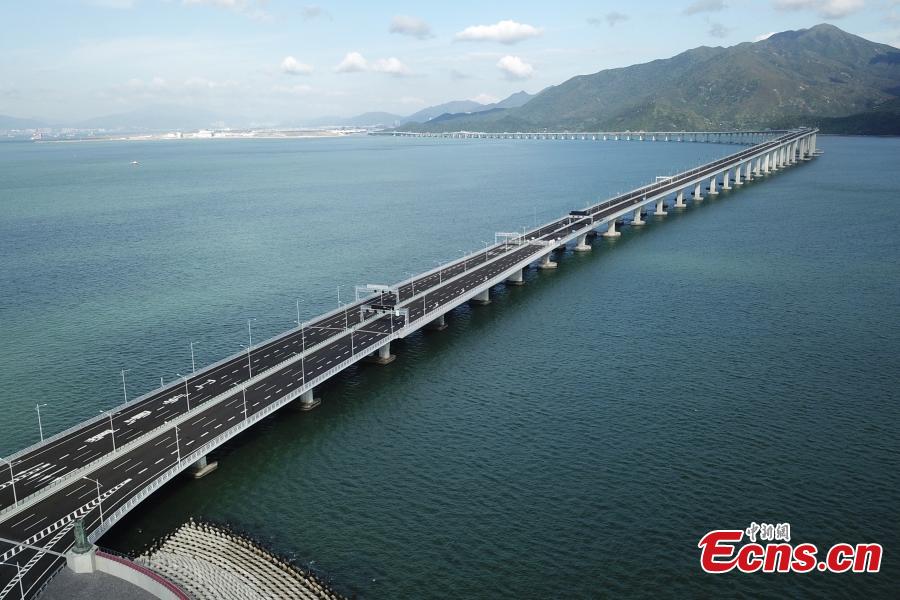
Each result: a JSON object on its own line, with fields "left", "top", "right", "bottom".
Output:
{"left": 36, "top": 129, "right": 368, "bottom": 143}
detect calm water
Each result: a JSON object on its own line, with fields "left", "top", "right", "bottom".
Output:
{"left": 1, "top": 135, "right": 898, "bottom": 598}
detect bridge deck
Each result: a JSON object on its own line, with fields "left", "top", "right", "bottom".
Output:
{"left": 0, "top": 128, "right": 816, "bottom": 599}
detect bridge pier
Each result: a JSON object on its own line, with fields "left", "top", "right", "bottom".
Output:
{"left": 426, "top": 314, "right": 448, "bottom": 331}
{"left": 505, "top": 268, "right": 525, "bottom": 286}
{"left": 733, "top": 165, "right": 743, "bottom": 185}
{"left": 708, "top": 176, "right": 718, "bottom": 195}
{"left": 693, "top": 182, "right": 703, "bottom": 201}
{"left": 574, "top": 233, "right": 592, "bottom": 250}
{"left": 295, "top": 388, "right": 321, "bottom": 411}
{"left": 538, "top": 253, "right": 558, "bottom": 269}
{"left": 652, "top": 198, "right": 666, "bottom": 215}
{"left": 602, "top": 221, "right": 621, "bottom": 238}
{"left": 367, "top": 343, "right": 396, "bottom": 365}
{"left": 191, "top": 455, "right": 218, "bottom": 479}
{"left": 722, "top": 170, "right": 731, "bottom": 190}
{"left": 632, "top": 207, "right": 646, "bottom": 225}
{"left": 471, "top": 288, "right": 491, "bottom": 305}
{"left": 745, "top": 161, "right": 753, "bottom": 181}
{"left": 674, "top": 190, "right": 686, "bottom": 208}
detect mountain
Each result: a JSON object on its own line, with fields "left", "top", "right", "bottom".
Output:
{"left": 74, "top": 104, "right": 246, "bottom": 131}
{"left": 400, "top": 100, "right": 485, "bottom": 125}
{"left": 402, "top": 24, "right": 900, "bottom": 134}
{"left": 486, "top": 91, "right": 533, "bottom": 110}
{"left": 0, "top": 115, "right": 48, "bottom": 130}
{"left": 304, "top": 112, "right": 403, "bottom": 128}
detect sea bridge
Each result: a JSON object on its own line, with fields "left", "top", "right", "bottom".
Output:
{"left": 0, "top": 127, "right": 819, "bottom": 598}
{"left": 371, "top": 129, "right": 787, "bottom": 144}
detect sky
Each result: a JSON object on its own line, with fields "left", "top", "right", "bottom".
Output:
{"left": 1, "top": 0, "right": 898, "bottom": 123}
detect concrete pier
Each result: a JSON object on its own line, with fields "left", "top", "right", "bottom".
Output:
{"left": 190, "top": 455, "right": 218, "bottom": 479}
{"left": 709, "top": 175, "right": 718, "bottom": 195}
{"left": 367, "top": 342, "right": 396, "bottom": 365}
{"left": 505, "top": 268, "right": 525, "bottom": 286}
{"left": 733, "top": 165, "right": 743, "bottom": 185}
{"left": 722, "top": 169, "right": 731, "bottom": 190}
{"left": 693, "top": 182, "right": 703, "bottom": 201}
{"left": 574, "top": 232, "right": 592, "bottom": 250}
{"left": 655, "top": 198, "right": 667, "bottom": 216}
{"left": 426, "top": 314, "right": 448, "bottom": 330}
{"left": 471, "top": 288, "right": 491, "bottom": 305}
{"left": 674, "top": 190, "right": 686, "bottom": 208}
{"left": 296, "top": 388, "right": 321, "bottom": 411}
{"left": 632, "top": 206, "right": 646, "bottom": 226}
{"left": 602, "top": 221, "right": 621, "bottom": 238}
{"left": 538, "top": 253, "right": 558, "bottom": 270}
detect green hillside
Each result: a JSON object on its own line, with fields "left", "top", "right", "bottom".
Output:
{"left": 403, "top": 24, "right": 900, "bottom": 134}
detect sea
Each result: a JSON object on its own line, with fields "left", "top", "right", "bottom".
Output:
{"left": 0, "top": 134, "right": 898, "bottom": 598}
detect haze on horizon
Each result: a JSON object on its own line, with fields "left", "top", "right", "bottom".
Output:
{"left": 1, "top": 0, "right": 898, "bottom": 124}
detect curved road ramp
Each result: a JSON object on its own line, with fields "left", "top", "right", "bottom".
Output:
{"left": 135, "top": 520, "right": 345, "bottom": 600}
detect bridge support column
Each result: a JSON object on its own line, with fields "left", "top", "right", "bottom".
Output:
{"left": 674, "top": 190, "right": 686, "bottom": 208}
{"left": 632, "top": 207, "right": 645, "bottom": 226}
{"left": 575, "top": 232, "right": 593, "bottom": 249}
{"left": 296, "top": 388, "right": 321, "bottom": 411}
{"left": 471, "top": 288, "right": 491, "bottom": 305}
{"left": 505, "top": 268, "right": 525, "bottom": 286}
{"left": 655, "top": 198, "right": 667, "bottom": 216}
{"left": 763, "top": 154, "right": 771, "bottom": 174}
{"left": 708, "top": 176, "right": 718, "bottom": 195}
{"left": 693, "top": 182, "right": 703, "bottom": 201}
{"left": 733, "top": 165, "right": 743, "bottom": 185}
{"left": 602, "top": 221, "right": 621, "bottom": 238}
{"left": 367, "top": 343, "right": 396, "bottom": 365}
{"left": 745, "top": 161, "right": 753, "bottom": 181}
{"left": 753, "top": 158, "right": 761, "bottom": 177}
{"left": 191, "top": 455, "right": 218, "bottom": 479}
{"left": 538, "top": 253, "right": 558, "bottom": 269}
{"left": 426, "top": 314, "right": 448, "bottom": 331}
{"left": 722, "top": 170, "right": 731, "bottom": 190}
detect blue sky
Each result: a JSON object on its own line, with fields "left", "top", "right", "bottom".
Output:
{"left": 1, "top": 0, "right": 897, "bottom": 122}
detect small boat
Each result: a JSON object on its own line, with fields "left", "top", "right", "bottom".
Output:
{"left": 131, "top": 160, "right": 139, "bottom": 166}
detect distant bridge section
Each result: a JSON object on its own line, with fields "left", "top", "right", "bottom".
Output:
{"left": 371, "top": 129, "right": 792, "bottom": 145}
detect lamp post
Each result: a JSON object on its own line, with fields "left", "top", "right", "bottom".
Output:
{"left": 245, "top": 318, "right": 256, "bottom": 377}
{"left": 35, "top": 403, "right": 47, "bottom": 442}
{"left": 120, "top": 368, "right": 130, "bottom": 404}
{"left": 100, "top": 410, "right": 116, "bottom": 452}
{"left": 174, "top": 425, "right": 181, "bottom": 464}
{"left": 176, "top": 373, "right": 191, "bottom": 411}
{"left": 190, "top": 341, "right": 199, "bottom": 374}
{"left": 82, "top": 475, "right": 103, "bottom": 522}
{"left": 0, "top": 561, "right": 24, "bottom": 600}
{"left": 0, "top": 458, "right": 17, "bottom": 507}
{"left": 240, "top": 344, "right": 252, "bottom": 379}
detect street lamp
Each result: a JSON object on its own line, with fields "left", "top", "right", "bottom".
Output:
{"left": 81, "top": 476, "right": 103, "bottom": 522}
{"left": 174, "top": 425, "right": 181, "bottom": 464}
{"left": 120, "top": 368, "right": 130, "bottom": 404}
{"left": 0, "top": 458, "right": 17, "bottom": 507}
{"left": 176, "top": 373, "right": 191, "bottom": 411}
{"left": 190, "top": 341, "right": 199, "bottom": 374}
{"left": 0, "top": 561, "right": 24, "bottom": 600}
{"left": 35, "top": 403, "right": 48, "bottom": 442}
{"left": 240, "top": 344, "right": 252, "bottom": 379}
{"left": 99, "top": 410, "right": 116, "bottom": 452}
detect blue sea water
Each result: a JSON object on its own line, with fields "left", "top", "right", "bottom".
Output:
{"left": 0, "top": 135, "right": 898, "bottom": 598}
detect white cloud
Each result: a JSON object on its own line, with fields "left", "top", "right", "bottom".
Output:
{"left": 455, "top": 20, "right": 543, "bottom": 45}
{"left": 334, "top": 53, "right": 412, "bottom": 76}
{"left": 181, "top": 0, "right": 270, "bottom": 21}
{"left": 372, "top": 57, "right": 412, "bottom": 77}
{"left": 390, "top": 15, "right": 434, "bottom": 39}
{"left": 754, "top": 31, "right": 777, "bottom": 41}
{"left": 281, "top": 56, "right": 313, "bottom": 75}
{"left": 496, "top": 55, "right": 534, "bottom": 80}
{"left": 588, "top": 12, "right": 629, "bottom": 26}
{"left": 708, "top": 22, "right": 731, "bottom": 37}
{"left": 301, "top": 5, "right": 326, "bottom": 20}
{"left": 335, "top": 52, "right": 369, "bottom": 73}
{"left": 471, "top": 93, "right": 500, "bottom": 104}
{"left": 772, "top": 0, "right": 865, "bottom": 18}
{"left": 683, "top": 0, "right": 727, "bottom": 15}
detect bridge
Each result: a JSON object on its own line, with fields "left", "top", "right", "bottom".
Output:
{"left": 370, "top": 129, "right": 789, "bottom": 145}
{"left": 0, "top": 128, "right": 819, "bottom": 598}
